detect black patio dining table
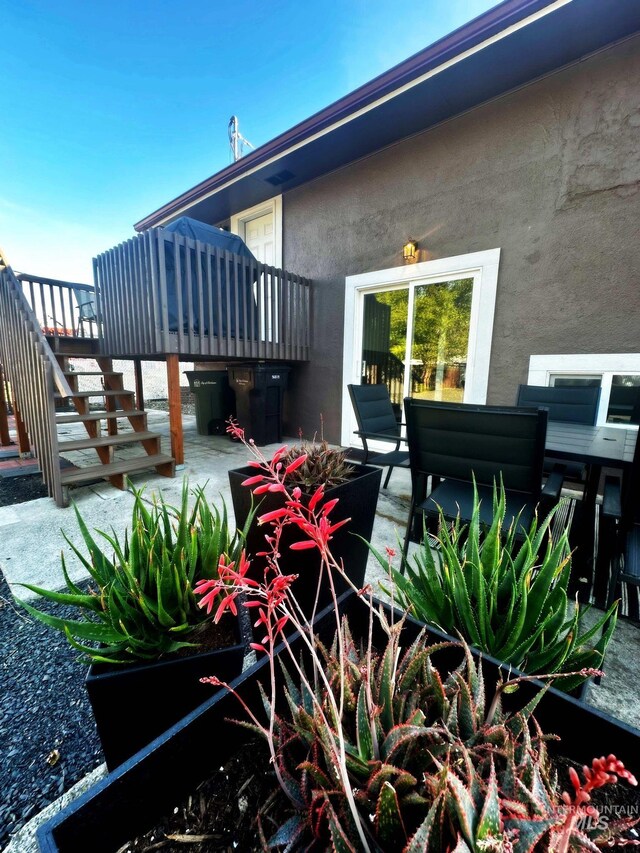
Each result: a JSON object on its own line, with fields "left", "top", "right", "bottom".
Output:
{"left": 545, "top": 421, "right": 636, "bottom": 468}
{"left": 545, "top": 420, "right": 636, "bottom": 501}
{"left": 544, "top": 421, "right": 637, "bottom": 584}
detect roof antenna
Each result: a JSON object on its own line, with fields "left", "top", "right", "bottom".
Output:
{"left": 228, "top": 115, "right": 255, "bottom": 162}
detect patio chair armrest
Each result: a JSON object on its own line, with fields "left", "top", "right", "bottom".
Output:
{"left": 353, "top": 428, "right": 406, "bottom": 443}
{"left": 602, "top": 475, "right": 622, "bottom": 521}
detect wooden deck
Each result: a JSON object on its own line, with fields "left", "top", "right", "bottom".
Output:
{"left": 93, "top": 227, "right": 311, "bottom": 361}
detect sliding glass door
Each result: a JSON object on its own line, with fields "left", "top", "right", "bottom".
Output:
{"left": 359, "top": 277, "right": 473, "bottom": 411}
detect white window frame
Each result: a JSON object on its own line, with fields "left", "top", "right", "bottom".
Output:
{"left": 230, "top": 195, "right": 283, "bottom": 269}
{"left": 341, "top": 248, "right": 500, "bottom": 447}
{"left": 528, "top": 353, "right": 640, "bottom": 428}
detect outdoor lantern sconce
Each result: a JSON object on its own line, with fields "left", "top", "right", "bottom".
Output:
{"left": 403, "top": 239, "right": 418, "bottom": 261}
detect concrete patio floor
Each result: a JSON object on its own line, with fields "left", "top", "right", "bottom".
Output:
{"left": 1, "top": 409, "right": 639, "bottom": 851}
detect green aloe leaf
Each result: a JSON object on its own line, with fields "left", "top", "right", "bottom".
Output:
{"left": 476, "top": 759, "right": 501, "bottom": 842}
{"left": 405, "top": 795, "right": 442, "bottom": 853}
{"left": 15, "top": 599, "right": 122, "bottom": 643}
{"left": 327, "top": 807, "right": 357, "bottom": 853}
{"left": 447, "top": 769, "right": 477, "bottom": 847}
{"left": 356, "top": 683, "right": 373, "bottom": 761}
{"left": 503, "top": 817, "right": 558, "bottom": 853}
{"left": 375, "top": 781, "right": 406, "bottom": 848}
{"left": 15, "top": 584, "right": 100, "bottom": 612}
{"left": 380, "top": 724, "right": 437, "bottom": 763}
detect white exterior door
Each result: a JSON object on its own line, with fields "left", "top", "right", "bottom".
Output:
{"left": 244, "top": 212, "right": 277, "bottom": 340}
{"left": 245, "top": 212, "right": 275, "bottom": 265}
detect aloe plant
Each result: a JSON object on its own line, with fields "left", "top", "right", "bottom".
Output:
{"left": 258, "top": 616, "right": 636, "bottom": 852}
{"left": 195, "top": 441, "right": 636, "bottom": 852}
{"left": 15, "top": 480, "right": 249, "bottom": 664}
{"left": 279, "top": 438, "right": 355, "bottom": 490}
{"left": 375, "top": 480, "right": 617, "bottom": 691}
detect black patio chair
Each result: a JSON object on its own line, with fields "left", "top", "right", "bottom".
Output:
{"left": 347, "top": 384, "right": 410, "bottom": 489}
{"left": 601, "top": 430, "right": 640, "bottom": 612}
{"left": 516, "top": 383, "right": 601, "bottom": 489}
{"left": 402, "top": 398, "right": 563, "bottom": 560}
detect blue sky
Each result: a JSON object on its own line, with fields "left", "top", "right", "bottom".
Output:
{"left": 2, "top": 0, "right": 497, "bottom": 283}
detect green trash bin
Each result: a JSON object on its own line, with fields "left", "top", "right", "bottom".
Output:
{"left": 184, "top": 371, "right": 236, "bottom": 436}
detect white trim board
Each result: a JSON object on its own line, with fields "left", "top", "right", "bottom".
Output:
{"left": 341, "top": 248, "right": 500, "bottom": 447}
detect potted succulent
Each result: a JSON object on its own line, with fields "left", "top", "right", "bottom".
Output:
{"left": 227, "top": 419, "right": 382, "bottom": 619}
{"left": 38, "top": 591, "right": 640, "bottom": 853}
{"left": 373, "top": 479, "right": 619, "bottom": 698}
{"left": 37, "top": 461, "right": 639, "bottom": 852}
{"left": 16, "top": 479, "right": 251, "bottom": 770}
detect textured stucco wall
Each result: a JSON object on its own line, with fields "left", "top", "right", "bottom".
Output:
{"left": 280, "top": 35, "right": 640, "bottom": 443}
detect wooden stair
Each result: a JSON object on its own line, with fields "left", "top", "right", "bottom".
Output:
{"left": 54, "top": 355, "right": 175, "bottom": 495}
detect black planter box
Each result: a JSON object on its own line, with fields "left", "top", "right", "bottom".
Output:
{"left": 228, "top": 461, "right": 382, "bottom": 617}
{"left": 39, "top": 592, "right": 640, "bottom": 853}
{"left": 85, "top": 613, "right": 246, "bottom": 771}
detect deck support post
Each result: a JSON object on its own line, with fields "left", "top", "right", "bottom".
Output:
{"left": 166, "top": 354, "right": 184, "bottom": 465}
{"left": 13, "top": 400, "right": 30, "bottom": 455}
{"left": 0, "top": 365, "right": 11, "bottom": 446}
{"left": 133, "top": 358, "right": 144, "bottom": 411}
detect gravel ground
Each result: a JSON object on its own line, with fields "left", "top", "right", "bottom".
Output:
{"left": 0, "top": 475, "right": 49, "bottom": 506}
{"left": 0, "top": 566, "right": 104, "bottom": 850}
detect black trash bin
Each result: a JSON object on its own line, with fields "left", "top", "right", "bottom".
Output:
{"left": 184, "top": 370, "right": 236, "bottom": 436}
{"left": 228, "top": 363, "right": 291, "bottom": 446}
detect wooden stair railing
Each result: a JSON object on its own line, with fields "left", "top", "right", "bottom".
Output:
{"left": 0, "top": 254, "right": 70, "bottom": 505}
{"left": 0, "top": 252, "right": 175, "bottom": 505}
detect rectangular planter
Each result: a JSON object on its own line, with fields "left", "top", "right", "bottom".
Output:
{"left": 85, "top": 613, "right": 246, "bottom": 771}
{"left": 39, "top": 592, "right": 640, "bottom": 853}
{"left": 228, "top": 461, "right": 382, "bottom": 618}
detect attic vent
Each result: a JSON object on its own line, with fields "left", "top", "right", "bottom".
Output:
{"left": 264, "top": 169, "right": 295, "bottom": 186}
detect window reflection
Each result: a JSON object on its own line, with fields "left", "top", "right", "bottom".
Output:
{"left": 607, "top": 375, "right": 640, "bottom": 425}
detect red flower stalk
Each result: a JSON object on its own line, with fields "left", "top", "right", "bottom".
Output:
{"left": 553, "top": 754, "right": 638, "bottom": 853}
{"left": 195, "top": 419, "right": 375, "bottom": 850}
{"left": 562, "top": 755, "right": 637, "bottom": 808}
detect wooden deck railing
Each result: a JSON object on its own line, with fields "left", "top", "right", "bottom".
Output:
{"left": 0, "top": 259, "right": 73, "bottom": 506}
{"left": 93, "top": 227, "right": 311, "bottom": 360}
{"left": 17, "top": 273, "right": 100, "bottom": 340}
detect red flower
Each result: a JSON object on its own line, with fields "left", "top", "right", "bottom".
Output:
{"left": 284, "top": 454, "right": 308, "bottom": 475}
{"left": 290, "top": 540, "right": 317, "bottom": 551}
{"left": 241, "top": 474, "right": 265, "bottom": 486}
{"left": 258, "top": 507, "right": 290, "bottom": 525}
{"left": 308, "top": 486, "right": 325, "bottom": 512}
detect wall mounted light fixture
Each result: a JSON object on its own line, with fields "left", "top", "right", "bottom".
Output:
{"left": 403, "top": 239, "right": 418, "bottom": 261}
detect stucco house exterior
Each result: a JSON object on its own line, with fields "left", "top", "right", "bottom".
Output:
{"left": 135, "top": 0, "right": 640, "bottom": 448}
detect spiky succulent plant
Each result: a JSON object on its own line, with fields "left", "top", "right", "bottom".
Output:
{"left": 16, "top": 480, "right": 250, "bottom": 664}
{"left": 375, "top": 480, "right": 617, "bottom": 692}
{"left": 279, "top": 439, "right": 355, "bottom": 490}
{"left": 257, "top": 616, "right": 636, "bottom": 852}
